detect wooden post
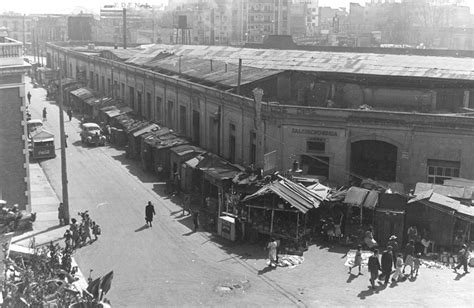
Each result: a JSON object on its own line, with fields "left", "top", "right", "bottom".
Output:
{"left": 296, "top": 212, "right": 300, "bottom": 240}
{"left": 270, "top": 209, "right": 274, "bottom": 233}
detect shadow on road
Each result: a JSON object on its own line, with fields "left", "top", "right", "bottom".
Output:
{"left": 257, "top": 266, "right": 276, "bottom": 275}
{"left": 454, "top": 272, "right": 468, "bottom": 280}
{"left": 357, "top": 288, "right": 376, "bottom": 300}
{"left": 134, "top": 225, "right": 149, "bottom": 232}
{"left": 110, "top": 152, "right": 157, "bottom": 184}
{"left": 346, "top": 273, "right": 360, "bottom": 283}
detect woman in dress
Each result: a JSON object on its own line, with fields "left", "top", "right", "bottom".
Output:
{"left": 349, "top": 245, "right": 363, "bottom": 275}
{"left": 267, "top": 238, "right": 278, "bottom": 268}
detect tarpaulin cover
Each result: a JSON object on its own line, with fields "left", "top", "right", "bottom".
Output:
{"left": 344, "top": 187, "right": 369, "bottom": 206}
{"left": 185, "top": 153, "right": 240, "bottom": 181}
{"left": 408, "top": 190, "right": 474, "bottom": 221}
{"left": 242, "top": 177, "right": 323, "bottom": 213}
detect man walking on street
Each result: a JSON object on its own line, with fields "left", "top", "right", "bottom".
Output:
{"left": 27, "top": 91, "right": 32, "bottom": 104}
{"left": 145, "top": 201, "right": 156, "bottom": 227}
{"left": 381, "top": 246, "right": 394, "bottom": 285}
{"left": 67, "top": 108, "right": 73, "bottom": 121}
{"left": 192, "top": 210, "right": 199, "bottom": 232}
{"left": 454, "top": 244, "right": 470, "bottom": 274}
{"left": 368, "top": 249, "right": 381, "bottom": 289}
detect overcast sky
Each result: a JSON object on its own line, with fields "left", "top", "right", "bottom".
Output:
{"left": 1, "top": 0, "right": 472, "bottom": 14}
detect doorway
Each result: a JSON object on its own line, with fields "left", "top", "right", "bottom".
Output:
{"left": 351, "top": 140, "right": 397, "bottom": 182}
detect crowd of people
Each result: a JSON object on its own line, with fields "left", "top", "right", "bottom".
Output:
{"left": 63, "top": 210, "right": 101, "bottom": 251}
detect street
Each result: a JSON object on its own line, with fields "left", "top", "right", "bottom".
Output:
{"left": 26, "top": 78, "right": 473, "bottom": 307}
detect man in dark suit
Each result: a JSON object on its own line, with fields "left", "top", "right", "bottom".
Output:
{"left": 381, "top": 246, "right": 394, "bottom": 285}
{"left": 145, "top": 201, "right": 156, "bottom": 227}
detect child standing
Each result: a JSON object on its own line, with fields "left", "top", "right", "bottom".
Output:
{"left": 412, "top": 253, "right": 421, "bottom": 277}
{"left": 349, "top": 245, "right": 363, "bottom": 275}
{"left": 392, "top": 253, "right": 405, "bottom": 282}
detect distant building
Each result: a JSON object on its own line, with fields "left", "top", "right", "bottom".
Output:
{"left": 244, "top": 0, "right": 290, "bottom": 43}
{"left": 0, "top": 31, "right": 31, "bottom": 211}
{"left": 0, "top": 14, "right": 33, "bottom": 52}
{"left": 68, "top": 15, "right": 93, "bottom": 41}
{"left": 293, "top": 0, "right": 319, "bottom": 36}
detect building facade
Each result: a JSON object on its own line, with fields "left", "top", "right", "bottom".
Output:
{"left": 0, "top": 34, "right": 31, "bottom": 210}
{"left": 45, "top": 43, "right": 474, "bottom": 190}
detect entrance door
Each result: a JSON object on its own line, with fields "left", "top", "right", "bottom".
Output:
{"left": 351, "top": 140, "right": 397, "bottom": 182}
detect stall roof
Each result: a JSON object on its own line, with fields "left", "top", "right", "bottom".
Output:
{"left": 70, "top": 87, "right": 95, "bottom": 101}
{"left": 169, "top": 144, "right": 206, "bottom": 157}
{"left": 132, "top": 123, "right": 160, "bottom": 137}
{"left": 242, "top": 177, "right": 323, "bottom": 213}
{"left": 415, "top": 182, "right": 473, "bottom": 200}
{"left": 184, "top": 152, "right": 241, "bottom": 181}
{"left": 408, "top": 189, "right": 474, "bottom": 219}
{"left": 343, "top": 187, "right": 379, "bottom": 208}
{"left": 100, "top": 104, "right": 133, "bottom": 118}
{"left": 143, "top": 130, "right": 188, "bottom": 149}
{"left": 31, "top": 129, "right": 54, "bottom": 142}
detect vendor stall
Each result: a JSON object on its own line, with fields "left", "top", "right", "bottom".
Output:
{"left": 99, "top": 104, "right": 133, "bottom": 125}
{"left": 30, "top": 129, "right": 55, "bottom": 160}
{"left": 242, "top": 176, "right": 323, "bottom": 243}
{"left": 69, "top": 87, "right": 96, "bottom": 116}
{"left": 169, "top": 144, "right": 206, "bottom": 188}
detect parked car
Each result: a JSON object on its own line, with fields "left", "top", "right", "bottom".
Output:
{"left": 80, "top": 123, "right": 106, "bottom": 146}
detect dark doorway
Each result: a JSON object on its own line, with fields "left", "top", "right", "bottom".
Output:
{"left": 301, "top": 155, "right": 329, "bottom": 178}
{"left": 351, "top": 140, "right": 397, "bottom": 182}
{"left": 192, "top": 110, "right": 200, "bottom": 144}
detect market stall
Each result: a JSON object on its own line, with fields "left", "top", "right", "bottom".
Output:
{"left": 241, "top": 176, "right": 323, "bottom": 243}
{"left": 99, "top": 104, "right": 133, "bottom": 125}
{"left": 169, "top": 144, "right": 206, "bottom": 186}
{"left": 30, "top": 129, "right": 55, "bottom": 160}
{"left": 69, "top": 87, "right": 96, "bottom": 116}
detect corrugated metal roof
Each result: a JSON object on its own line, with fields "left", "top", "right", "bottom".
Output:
{"left": 144, "top": 54, "right": 282, "bottom": 87}
{"left": 242, "top": 177, "right": 322, "bottom": 213}
{"left": 100, "top": 104, "right": 133, "bottom": 118}
{"left": 126, "top": 44, "right": 474, "bottom": 81}
{"left": 143, "top": 130, "right": 188, "bottom": 150}
{"left": 183, "top": 152, "right": 240, "bottom": 181}
{"left": 170, "top": 144, "right": 206, "bottom": 157}
{"left": 415, "top": 182, "right": 473, "bottom": 200}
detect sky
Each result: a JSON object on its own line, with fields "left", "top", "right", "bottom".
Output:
{"left": 1, "top": 0, "right": 473, "bottom": 14}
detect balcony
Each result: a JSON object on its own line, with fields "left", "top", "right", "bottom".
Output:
{"left": 0, "top": 37, "right": 24, "bottom": 66}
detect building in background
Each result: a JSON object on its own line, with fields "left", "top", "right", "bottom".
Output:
{"left": 68, "top": 14, "right": 94, "bottom": 41}
{"left": 0, "top": 30, "right": 31, "bottom": 211}
{"left": 293, "top": 0, "right": 319, "bottom": 36}
{"left": 0, "top": 13, "right": 33, "bottom": 52}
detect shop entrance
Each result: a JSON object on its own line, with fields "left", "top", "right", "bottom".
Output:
{"left": 351, "top": 140, "right": 397, "bottom": 182}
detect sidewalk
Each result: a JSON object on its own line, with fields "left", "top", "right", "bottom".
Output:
{"left": 9, "top": 162, "right": 88, "bottom": 290}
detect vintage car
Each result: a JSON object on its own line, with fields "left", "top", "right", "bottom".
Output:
{"left": 80, "top": 123, "right": 106, "bottom": 146}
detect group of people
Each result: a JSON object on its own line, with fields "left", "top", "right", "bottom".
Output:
{"left": 63, "top": 210, "right": 101, "bottom": 251}
{"left": 365, "top": 235, "right": 422, "bottom": 289}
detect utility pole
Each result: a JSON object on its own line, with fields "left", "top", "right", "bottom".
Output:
{"left": 22, "top": 14, "right": 25, "bottom": 47}
{"left": 123, "top": 8, "right": 127, "bottom": 49}
{"left": 58, "top": 68, "right": 70, "bottom": 225}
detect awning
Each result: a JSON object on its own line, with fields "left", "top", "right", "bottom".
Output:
{"left": 132, "top": 123, "right": 160, "bottom": 137}
{"left": 343, "top": 187, "right": 378, "bottom": 208}
{"left": 144, "top": 130, "right": 189, "bottom": 150}
{"left": 415, "top": 182, "right": 471, "bottom": 200}
{"left": 170, "top": 144, "right": 206, "bottom": 157}
{"left": 183, "top": 152, "right": 241, "bottom": 181}
{"left": 242, "top": 177, "right": 323, "bottom": 214}
{"left": 408, "top": 190, "right": 469, "bottom": 218}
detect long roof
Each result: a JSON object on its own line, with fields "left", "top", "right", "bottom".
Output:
{"left": 125, "top": 44, "right": 474, "bottom": 81}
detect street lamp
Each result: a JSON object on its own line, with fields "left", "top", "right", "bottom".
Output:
{"left": 57, "top": 68, "right": 70, "bottom": 225}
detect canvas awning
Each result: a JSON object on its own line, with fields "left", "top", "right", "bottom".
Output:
{"left": 343, "top": 187, "right": 379, "bottom": 209}
{"left": 183, "top": 153, "right": 241, "bottom": 182}
{"left": 132, "top": 123, "right": 159, "bottom": 137}
{"left": 70, "top": 87, "right": 95, "bottom": 101}
{"left": 242, "top": 177, "right": 323, "bottom": 214}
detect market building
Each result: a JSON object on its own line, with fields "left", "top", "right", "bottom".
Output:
{"left": 0, "top": 31, "right": 31, "bottom": 210}
{"left": 45, "top": 42, "right": 474, "bottom": 192}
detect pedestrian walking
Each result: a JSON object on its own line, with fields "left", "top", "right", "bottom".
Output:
{"left": 349, "top": 245, "right": 363, "bottom": 275}
{"left": 92, "top": 221, "right": 101, "bottom": 240}
{"left": 70, "top": 218, "right": 80, "bottom": 248}
{"left": 42, "top": 107, "right": 47, "bottom": 121}
{"left": 67, "top": 108, "right": 73, "bottom": 121}
{"left": 387, "top": 235, "right": 399, "bottom": 267}
{"left": 83, "top": 218, "right": 93, "bottom": 243}
{"left": 266, "top": 237, "right": 278, "bottom": 268}
{"left": 368, "top": 249, "right": 381, "bottom": 289}
{"left": 392, "top": 253, "right": 405, "bottom": 283}
{"left": 145, "top": 201, "right": 156, "bottom": 227}
{"left": 58, "top": 202, "right": 65, "bottom": 226}
{"left": 64, "top": 229, "right": 72, "bottom": 250}
{"left": 454, "top": 244, "right": 470, "bottom": 274}
{"left": 403, "top": 240, "right": 415, "bottom": 275}
{"left": 192, "top": 210, "right": 199, "bottom": 232}
{"left": 380, "top": 246, "right": 393, "bottom": 285}
{"left": 27, "top": 91, "right": 32, "bottom": 104}
{"left": 412, "top": 253, "right": 421, "bottom": 277}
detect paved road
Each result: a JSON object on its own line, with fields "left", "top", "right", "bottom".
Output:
{"left": 26, "top": 77, "right": 473, "bottom": 307}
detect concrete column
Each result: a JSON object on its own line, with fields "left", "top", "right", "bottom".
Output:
{"left": 463, "top": 90, "right": 470, "bottom": 109}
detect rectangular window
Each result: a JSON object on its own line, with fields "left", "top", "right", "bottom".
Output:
{"left": 95, "top": 74, "right": 99, "bottom": 90}
{"left": 229, "top": 123, "right": 236, "bottom": 163}
{"left": 307, "top": 139, "right": 326, "bottom": 152}
{"left": 167, "top": 100, "right": 174, "bottom": 127}
{"left": 121, "top": 83, "right": 125, "bottom": 99}
{"left": 249, "top": 131, "right": 257, "bottom": 165}
{"left": 192, "top": 110, "right": 200, "bottom": 144}
{"left": 146, "top": 92, "right": 152, "bottom": 118}
{"left": 156, "top": 96, "right": 162, "bottom": 122}
{"left": 427, "top": 159, "right": 460, "bottom": 184}
{"left": 179, "top": 105, "right": 187, "bottom": 135}
{"left": 107, "top": 78, "right": 111, "bottom": 94}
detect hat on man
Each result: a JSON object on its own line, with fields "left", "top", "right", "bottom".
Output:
{"left": 389, "top": 235, "right": 397, "bottom": 240}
